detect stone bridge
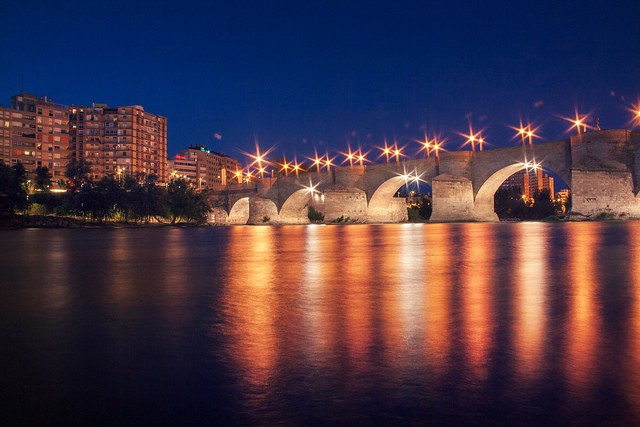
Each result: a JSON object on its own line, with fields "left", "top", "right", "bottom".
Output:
{"left": 209, "top": 129, "right": 640, "bottom": 224}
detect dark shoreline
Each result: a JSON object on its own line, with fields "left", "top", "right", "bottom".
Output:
{"left": 0, "top": 215, "right": 182, "bottom": 229}
{"left": 1, "top": 213, "right": 633, "bottom": 229}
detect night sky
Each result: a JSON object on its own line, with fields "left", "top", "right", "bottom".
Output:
{"left": 1, "top": 0, "right": 639, "bottom": 163}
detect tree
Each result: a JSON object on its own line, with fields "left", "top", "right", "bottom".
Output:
{"left": 167, "top": 178, "right": 210, "bottom": 224}
{"left": 0, "top": 162, "right": 28, "bottom": 215}
{"left": 531, "top": 189, "right": 556, "bottom": 218}
{"left": 65, "top": 159, "right": 93, "bottom": 192}
{"left": 35, "top": 166, "right": 52, "bottom": 191}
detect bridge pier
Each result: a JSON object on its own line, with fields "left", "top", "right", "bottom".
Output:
{"left": 430, "top": 174, "right": 478, "bottom": 221}
{"left": 248, "top": 197, "right": 279, "bottom": 224}
{"left": 324, "top": 188, "right": 368, "bottom": 223}
{"left": 571, "top": 169, "right": 640, "bottom": 217}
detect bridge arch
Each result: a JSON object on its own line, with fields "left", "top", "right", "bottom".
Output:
{"left": 474, "top": 162, "right": 568, "bottom": 221}
{"left": 228, "top": 197, "right": 250, "bottom": 225}
{"left": 474, "top": 164, "right": 527, "bottom": 221}
{"left": 367, "top": 176, "right": 411, "bottom": 222}
{"left": 279, "top": 189, "right": 311, "bottom": 224}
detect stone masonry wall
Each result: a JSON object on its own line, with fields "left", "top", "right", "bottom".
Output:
{"left": 323, "top": 188, "right": 368, "bottom": 222}
{"left": 430, "top": 175, "right": 475, "bottom": 221}
{"left": 387, "top": 198, "right": 409, "bottom": 222}
{"left": 248, "top": 197, "right": 279, "bottom": 224}
{"left": 571, "top": 170, "right": 640, "bottom": 217}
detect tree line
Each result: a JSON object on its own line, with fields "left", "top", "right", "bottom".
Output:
{"left": 0, "top": 160, "right": 211, "bottom": 225}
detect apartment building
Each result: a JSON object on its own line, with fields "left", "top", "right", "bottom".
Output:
{"left": 500, "top": 168, "right": 555, "bottom": 200}
{"left": 168, "top": 145, "right": 242, "bottom": 189}
{"left": 69, "top": 104, "right": 167, "bottom": 183}
{"left": 0, "top": 93, "right": 71, "bottom": 181}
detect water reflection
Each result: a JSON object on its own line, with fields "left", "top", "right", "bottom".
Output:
{"left": 423, "top": 224, "right": 453, "bottom": 377}
{"left": 222, "top": 227, "right": 278, "bottom": 395}
{"left": 514, "top": 223, "right": 548, "bottom": 381}
{"left": 4, "top": 223, "right": 640, "bottom": 424}
{"left": 627, "top": 222, "right": 640, "bottom": 417}
{"left": 460, "top": 224, "right": 495, "bottom": 382}
{"left": 565, "top": 223, "right": 601, "bottom": 400}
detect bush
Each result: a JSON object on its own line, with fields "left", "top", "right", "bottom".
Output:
{"left": 29, "top": 203, "right": 49, "bottom": 216}
{"left": 408, "top": 206, "right": 423, "bottom": 222}
{"left": 307, "top": 206, "right": 324, "bottom": 222}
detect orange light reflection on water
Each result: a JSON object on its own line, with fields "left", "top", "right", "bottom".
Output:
{"left": 301, "top": 225, "right": 339, "bottom": 364}
{"left": 109, "top": 230, "right": 135, "bottom": 303}
{"left": 626, "top": 222, "right": 640, "bottom": 416}
{"left": 565, "top": 223, "right": 601, "bottom": 398}
{"left": 379, "top": 225, "right": 426, "bottom": 372}
{"left": 342, "top": 226, "right": 374, "bottom": 375}
{"left": 423, "top": 224, "right": 453, "bottom": 376}
{"left": 222, "top": 226, "right": 278, "bottom": 391}
{"left": 513, "top": 223, "right": 548, "bottom": 381}
{"left": 460, "top": 224, "right": 495, "bottom": 381}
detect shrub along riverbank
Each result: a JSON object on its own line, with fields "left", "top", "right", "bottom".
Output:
{"left": 1, "top": 160, "right": 211, "bottom": 227}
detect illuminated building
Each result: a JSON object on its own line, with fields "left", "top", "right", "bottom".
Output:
{"left": 500, "top": 169, "right": 555, "bottom": 200}
{"left": 0, "top": 93, "right": 70, "bottom": 183}
{"left": 168, "top": 145, "right": 241, "bottom": 189}
{"left": 69, "top": 104, "right": 167, "bottom": 183}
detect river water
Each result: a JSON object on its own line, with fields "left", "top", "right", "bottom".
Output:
{"left": 2, "top": 222, "right": 640, "bottom": 425}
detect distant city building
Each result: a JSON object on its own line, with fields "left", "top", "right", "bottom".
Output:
{"left": 0, "top": 93, "right": 70, "bottom": 182}
{"left": 500, "top": 169, "right": 555, "bottom": 200}
{"left": 69, "top": 104, "right": 167, "bottom": 183}
{"left": 555, "top": 188, "right": 570, "bottom": 212}
{"left": 168, "top": 145, "right": 241, "bottom": 189}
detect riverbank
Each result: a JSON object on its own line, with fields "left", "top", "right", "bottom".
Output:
{"left": 2, "top": 212, "right": 637, "bottom": 229}
{"left": 0, "top": 214, "right": 177, "bottom": 229}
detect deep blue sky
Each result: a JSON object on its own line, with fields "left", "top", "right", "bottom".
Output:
{"left": 1, "top": 0, "right": 639, "bottom": 163}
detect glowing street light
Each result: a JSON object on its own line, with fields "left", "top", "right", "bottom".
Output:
{"left": 234, "top": 170, "right": 242, "bottom": 184}
{"left": 378, "top": 138, "right": 392, "bottom": 163}
{"left": 341, "top": 146, "right": 355, "bottom": 167}
{"left": 278, "top": 155, "right": 291, "bottom": 176}
{"left": 467, "top": 133, "right": 476, "bottom": 152}
{"left": 292, "top": 158, "right": 303, "bottom": 176}
{"left": 308, "top": 150, "right": 323, "bottom": 173}
{"left": 324, "top": 153, "right": 334, "bottom": 173}
{"left": 357, "top": 149, "right": 367, "bottom": 167}
{"left": 563, "top": 110, "right": 589, "bottom": 135}
{"left": 526, "top": 129, "right": 535, "bottom": 145}
{"left": 392, "top": 143, "right": 403, "bottom": 163}
{"left": 417, "top": 135, "right": 432, "bottom": 158}
{"left": 518, "top": 127, "right": 526, "bottom": 145}
{"left": 432, "top": 141, "right": 442, "bottom": 159}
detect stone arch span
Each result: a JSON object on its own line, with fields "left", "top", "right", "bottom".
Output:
{"left": 278, "top": 188, "right": 311, "bottom": 224}
{"left": 474, "top": 162, "right": 566, "bottom": 221}
{"left": 367, "top": 176, "right": 410, "bottom": 222}
{"left": 474, "top": 164, "right": 525, "bottom": 221}
{"left": 228, "top": 197, "right": 250, "bottom": 225}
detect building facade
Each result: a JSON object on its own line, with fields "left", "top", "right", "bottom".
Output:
{"left": 69, "top": 104, "right": 167, "bottom": 183}
{"left": 168, "top": 145, "right": 241, "bottom": 189}
{"left": 500, "top": 169, "right": 555, "bottom": 200}
{"left": 0, "top": 93, "right": 71, "bottom": 182}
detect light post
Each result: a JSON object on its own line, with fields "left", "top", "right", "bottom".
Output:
{"left": 468, "top": 134, "right": 476, "bottom": 152}
{"left": 393, "top": 144, "right": 402, "bottom": 163}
